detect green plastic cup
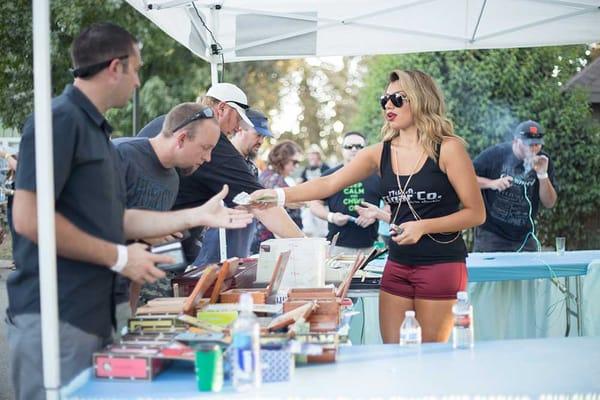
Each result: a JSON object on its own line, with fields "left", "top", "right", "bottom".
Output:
{"left": 194, "top": 344, "right": 223, "bottom": 392}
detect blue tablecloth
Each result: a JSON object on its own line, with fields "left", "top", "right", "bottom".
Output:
{"left": 352, "top": 251, "right": 600, "bottom": 343}
{"left": 62, "top": 336, "right": 600, "bottom": 399}
{"left": 366, "top": 250, "right": 599, "bottom": 282}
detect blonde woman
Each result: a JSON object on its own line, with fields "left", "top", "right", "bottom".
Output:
{"left": 251, "top": 70, "right": 485, "bottom": 343}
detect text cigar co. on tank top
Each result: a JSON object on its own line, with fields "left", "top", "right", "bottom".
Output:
{"left": 380, "top": 141, "right": 467, "bottom": 265}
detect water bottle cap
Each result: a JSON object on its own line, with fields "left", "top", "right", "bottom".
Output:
{"left": 457, "top": 291, "right": 468, "bottom": 300}
{"left": 240, "top": 292, "right": 254, "bottom": 311}
{"left": 405, "top": 310, "right": 415, "bottom": 317}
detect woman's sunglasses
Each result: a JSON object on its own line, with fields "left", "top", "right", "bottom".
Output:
{"left": 171, "top": 107, "right": 215, "bottom": 133}
{"left": 379, "top": 92, "right": 408, "bottom": 110}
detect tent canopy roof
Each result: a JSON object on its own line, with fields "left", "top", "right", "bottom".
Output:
{"left": 126, "top": 0, "right": 600, "bottom": 63}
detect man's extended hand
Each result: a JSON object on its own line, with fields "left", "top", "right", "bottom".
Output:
{"left": 121, "top": 243, "right": 169, "bottom": 284}
{"left": 199, "top": 185, "right": 254, "bottom": 228}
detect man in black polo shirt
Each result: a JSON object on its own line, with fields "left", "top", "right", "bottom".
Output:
{"left": 309, "top": 131, "right": 381, "bottom": 255}
{"left": 138, "top": 83, "right": 304, "bottom": 264}
{"left": 6, "top": 23, "right": 251, "bottom": 400}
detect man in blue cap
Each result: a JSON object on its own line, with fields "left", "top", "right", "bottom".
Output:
{"left": 231, "top": 109, "right": 274, "bottom": 177}
{"left": 473, "top": 120, "right": 558, "bottom": 251}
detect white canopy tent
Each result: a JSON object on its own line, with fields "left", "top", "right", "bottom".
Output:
{"left": 31, "top": 1, "right": 599, "bottom": 399}
{"left": 126, "top": 0, "right": 600, "bottom": 64}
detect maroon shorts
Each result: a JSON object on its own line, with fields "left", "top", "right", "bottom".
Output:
{"left": 380, "top": 259, "right": 467, "bottom": 300}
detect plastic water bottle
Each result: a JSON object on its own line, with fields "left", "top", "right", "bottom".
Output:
{"left": 231, "top": 293, "right": 261, "bottom": 391}
{"left": 452, "top": 291, "right": 474, "bottom": 349}
{"left": 399, "top": 310, "right": 422, "bottom": 346}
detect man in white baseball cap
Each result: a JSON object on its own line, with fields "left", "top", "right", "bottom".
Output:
{"left": 204, "top": 82, "right": 254, "bottom": 132}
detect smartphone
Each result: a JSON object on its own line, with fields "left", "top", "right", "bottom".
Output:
{"left": 150, "top": 241, "right": 187, "bottom": 272}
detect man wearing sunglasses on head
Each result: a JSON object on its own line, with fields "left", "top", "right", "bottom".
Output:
{"left": 309, "top": 131, "right": 381, "bottom": 256}
{"left": 137, "top": 83, "right": 304, "bottom": 264}
{"left": 111, "top": 102, "right": 220, "bottom": 335}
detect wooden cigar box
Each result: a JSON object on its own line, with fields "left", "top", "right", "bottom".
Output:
{"left": 172, "top": 258, "right": 256, "bottom": 297}
{"left": 135, "top": 264, "right": 219, "bottom": 317}
{"left": 128, "top": 315, "right": 186, "bottom": 333}
{"left": 294, "top": 332, "right": 339, "bottom": 364}
{"left": 220, "top": 251, "right": 290, "bottom": 304}
{"left": 283, "top": 299, "right": 341, "bottom": 332}
{"left": 287, "top": 287, "right": 336, "bottom": 301}
{"left": 93, "top": 347, "right": 167, "bottom": 380}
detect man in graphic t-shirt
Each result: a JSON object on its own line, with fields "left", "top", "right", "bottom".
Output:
{"left": 473, "top": 120, "right": 558, "bottom": 251}
{"left": 309, "top": 131, "right": 381, "bottom": 255}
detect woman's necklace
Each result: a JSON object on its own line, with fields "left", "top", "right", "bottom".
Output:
{"left": 390, "top": 145, "right": 460, "bottom": 244}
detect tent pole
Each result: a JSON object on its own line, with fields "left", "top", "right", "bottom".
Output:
{"left": 208, "top": 5, "right": 227, "bottom": 262}
{"left": 33, "top": 0, "right": 60, "bottom": 399}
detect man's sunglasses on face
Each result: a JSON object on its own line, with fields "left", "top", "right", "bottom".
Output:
{"left": 380, "top": 92, "right": 408, "bottom": 110}
{"left": 171, "top": 108, "right": 215, "bottom": 133}
{"left": 343, "top": 144, "right": 364, "bottom": 150}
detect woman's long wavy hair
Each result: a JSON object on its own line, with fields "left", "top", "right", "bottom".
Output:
{"left": 381, "top": 70, "right": 464, "bottom": 161}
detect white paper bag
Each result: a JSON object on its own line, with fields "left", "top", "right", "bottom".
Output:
{"left": 257, "top": 238, "right": 327, "bottom": 289}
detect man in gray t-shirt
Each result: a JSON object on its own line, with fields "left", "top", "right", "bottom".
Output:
{"left": 112, "top": 102, "right": 220, "bottom": 335}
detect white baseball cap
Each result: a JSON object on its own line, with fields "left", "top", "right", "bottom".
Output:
{"left": 206, "top": 83, "right": 254, "bottom": 127}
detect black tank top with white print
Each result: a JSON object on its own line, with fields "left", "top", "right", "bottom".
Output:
{"left": 380, "top": 140, "right": 467, "bottom": 265}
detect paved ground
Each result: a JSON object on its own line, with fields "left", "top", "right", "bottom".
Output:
{"left": 0, "top": 261, "right": 15, "bottom": 400}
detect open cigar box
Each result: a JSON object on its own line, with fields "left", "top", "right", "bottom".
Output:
{"left": 283, "top": 253, "right": 368, "bottom": 332}
{"left": 136, "top": 262, "right": 225, "bottom": 316}
{"left": 171, "top": 258, "right": 256, "bottom": 297}
{"left": 130, "top": 263, "right": 227, "bottom": 332}
{"left": 219, "top": 251, "right": 290, "bottom": 304}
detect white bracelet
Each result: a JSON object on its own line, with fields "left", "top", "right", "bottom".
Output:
{"left": 327, "top": 212, "right": 335, "bottom": 223}
{"left": 537, "top": 172, "right": 548, "bottom": 180}
{"left": 274, "top": 188, "right": 285, "bottom": 207}
{"left": 110, "top": 244, "right": 128, "bottom": 274}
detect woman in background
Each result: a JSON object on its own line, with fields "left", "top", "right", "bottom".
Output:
{"left": 252, "top": 140, "right": 304, "bottom": 252}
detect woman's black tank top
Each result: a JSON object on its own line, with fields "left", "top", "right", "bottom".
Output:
{"left": 380, "top": 140, "right": 467, "bottom": 265}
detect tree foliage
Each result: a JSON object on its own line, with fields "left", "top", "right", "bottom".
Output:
{"left": 0, "top": 1, "right": 301, "bottom": 137}
{"left": 353, "top": 47, "right": 600, "bottom": 249}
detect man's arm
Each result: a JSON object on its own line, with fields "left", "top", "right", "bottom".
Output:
{"left": 123, "top": 185, "right": 253, "bottom": 240}
{"left": 253, "top": 206, "right": 304, "bottom": 238}
{"left": 533, "top": 155, "right": 557, "bottom": 208}
{"left": 13, "top": 189, "right": 169, "bottom": 284}
{"left": 309, "top": 200, "right": 329, "bottom": 220}
{"left": 538, "top": 176, "right": 557, "bottom": 208}
{"left": 476, "top": 176, "right": 513, "bottom": 191}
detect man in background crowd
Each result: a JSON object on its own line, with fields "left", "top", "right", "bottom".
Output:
{"left": 309, "top": 131, "right": 381, "bottom": 255}
{"left": 473, "top": 120, "right": 557, "bottom": 252}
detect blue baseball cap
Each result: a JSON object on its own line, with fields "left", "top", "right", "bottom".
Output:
{"left": 246, "top": 109, "right": 274, "bottom": 137}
